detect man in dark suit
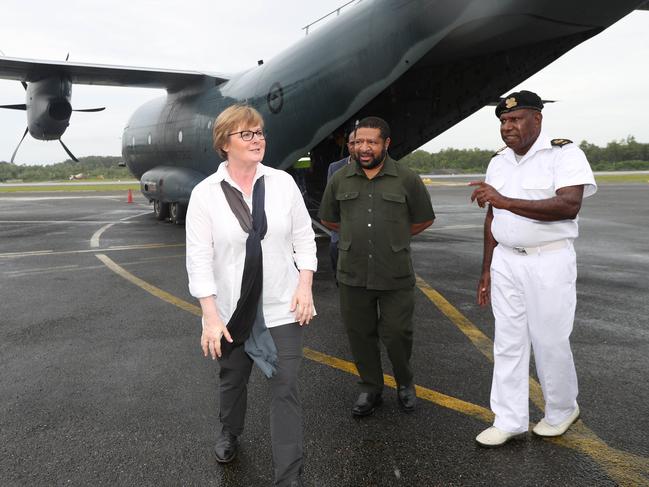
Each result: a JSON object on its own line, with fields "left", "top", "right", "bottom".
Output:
{"left": 326, "top": 131, "right": 356, "bottom": 278}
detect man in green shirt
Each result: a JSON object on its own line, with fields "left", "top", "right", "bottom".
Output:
{"left": 319, "top": 116, "right": 435, "bottom": 416}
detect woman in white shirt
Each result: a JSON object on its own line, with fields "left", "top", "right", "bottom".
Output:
{"left": 185, "top": 104, "right": 316, "bottom": 487}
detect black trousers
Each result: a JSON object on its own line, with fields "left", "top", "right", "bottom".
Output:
{"left": 217, "top": 322, "right": 304, "bottom": 486}
{"left": 339, "top": 284, "right": 415, "bottom": 393}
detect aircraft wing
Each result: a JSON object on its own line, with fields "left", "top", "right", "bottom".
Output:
{"left": 0, "top": 56, "right": 229, "bottom": 91}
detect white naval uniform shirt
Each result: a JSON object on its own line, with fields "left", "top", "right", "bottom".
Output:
{"left": 185, "top": 161, "right": 317, "bottom": 328}
{"left": 485, "top": 134, "right": 597, "bottom": 248}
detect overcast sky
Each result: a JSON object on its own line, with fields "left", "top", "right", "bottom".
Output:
{"left": 1, "top": 1, "right": 648, "bottom": 165}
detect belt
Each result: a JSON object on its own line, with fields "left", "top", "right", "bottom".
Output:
{"left": 501, "top": 239, "right": 569, "bottom": 256}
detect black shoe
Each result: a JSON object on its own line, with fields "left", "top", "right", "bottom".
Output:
{"left": 397, "top": 384, "right": 417, "bottom": 412}
{"left": 214, "top": 431, "right": 239, "bottom": 463}
{"left": 352, "top": 392, "right": 383, "bottom": 417}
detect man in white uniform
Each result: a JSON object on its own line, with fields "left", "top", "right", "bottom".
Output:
{"left": 469, "top": 90, "right": 596, "bottom": 447}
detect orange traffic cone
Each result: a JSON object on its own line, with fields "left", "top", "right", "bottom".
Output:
{"left": 127, "top": 189, "right": 133, "bottom": 203}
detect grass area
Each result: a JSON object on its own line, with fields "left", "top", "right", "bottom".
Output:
{"left": 594, "top": 173, "right": 649, "bottom": 184}
{"left": 1, "top": 174, "right": 646, "bottom": 193}
{"left": 422, "top": 173, "right": 649, "bottom": 186}
{"left": 0, "top": 183, "right": 140, "bottom": 193}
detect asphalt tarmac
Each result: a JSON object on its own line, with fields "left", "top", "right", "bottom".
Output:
{"left": 1, "top": 183, "right": 648, "bottom": 487}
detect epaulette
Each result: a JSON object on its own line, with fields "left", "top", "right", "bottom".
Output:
{"left": 550, "top": 138, "right": 573, "bottom": 147}
{"left": 492, "top": 146, "right": 507, "bottom": 158}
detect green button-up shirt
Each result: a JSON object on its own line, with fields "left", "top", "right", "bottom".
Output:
{"left": 318, "top": 156, "right": 435, "bottom": 290}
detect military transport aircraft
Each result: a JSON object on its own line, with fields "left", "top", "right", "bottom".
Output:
{"left": 1, "top": 0, "right": 648, "bottom": 223}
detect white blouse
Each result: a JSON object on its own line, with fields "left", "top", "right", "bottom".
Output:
{"left": 186, "top": 162, "right": 317, "bottom": 328}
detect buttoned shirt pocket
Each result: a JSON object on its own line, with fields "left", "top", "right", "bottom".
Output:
{"left": 388, "top": 242, "right": 413, "bottom": 278}
{"left": 522, "top": 171, "right": 555, "bottom": 199}
{"left": 336, "top": 239, "right": 358, "bottom": 279}
{"left": 380, "top": 192, "right": 407, "bottom": 221}
{"left": 335, "top": 191, "right": 360, "bottom": 223}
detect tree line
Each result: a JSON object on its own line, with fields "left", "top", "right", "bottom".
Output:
{"left": 1, "top": 136, "right": 648, "bottom": 182}
{"left": 0, "top": 156, "right": 131, "bottom": 182}
{"left": 399, "top": 136, "right": 649, "bottom": 174}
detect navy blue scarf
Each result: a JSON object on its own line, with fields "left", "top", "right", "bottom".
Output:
{"left": 220, "top": 176, "right": 277, "bottom": 376}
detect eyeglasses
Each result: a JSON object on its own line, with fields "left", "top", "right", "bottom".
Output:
{"left": 228, "top": 130, "right": 265, "bottom": 141}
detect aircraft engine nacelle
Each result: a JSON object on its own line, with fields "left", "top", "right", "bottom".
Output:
{"left": 140, "top": 165, "right": 206, "bottom": 205}
{"left": 25, "top": 76, "right": 73, "bottom": 140}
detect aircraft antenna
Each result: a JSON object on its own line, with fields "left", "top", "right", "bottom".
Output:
{"left": 302, "top": 0, "right": 361, "bottom": 35}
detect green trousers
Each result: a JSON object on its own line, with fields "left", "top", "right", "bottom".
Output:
{"left": 339, "top": 283, "right": 414, "bottom": 393}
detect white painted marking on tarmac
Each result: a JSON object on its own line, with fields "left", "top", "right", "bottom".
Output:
{"left": 5, "top": 264, "right": 81, "bottom": 277}
{"left": 90, "top": 224, "right": 113, "bottom": 248}
{"left": 90, "top": 224, "right": 114, "bottom": 248}
{"left": 5, "top": 254, "right": 184, "bottom": 278}
{"left": 90, "top": 211, "right": 150, "bottom": 248}
{"left": 0, "top": 196, "right": 124, "bottom": 201}
{"left": 425, "top": 224, "right": 482, "bottom": 231}
{"left": 0, "top": 242, "right": 184, "bottom": 259}
{"left": 0, "top": 220, "right": 138, "bottom": 224}
{"left": 0, "top": 249, "right": 55, "bottom": 257}
{"left": 0, "top": 180, "right": 138, "bottom": 187}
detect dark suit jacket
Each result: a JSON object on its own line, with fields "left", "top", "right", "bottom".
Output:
{"left": 326, "top": 156, "right": 351, "bottom": 243}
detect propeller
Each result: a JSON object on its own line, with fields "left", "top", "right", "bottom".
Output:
{"left": 73, "top": 107, "right": 105, "bottom": 112}
{"left": 10, "top": 127, "right": 29, "bottom": 164}
{"left": 0, "top": 104, "right": 26, "bottom": 110}
{"left": 3, "top": 83, "right": 28, "bottom": 163}
{"left": 59, "top": 138, "right": 79, "bottom": 162}
{"left": 1, "top": 72, "right": 104, "bottom": 162}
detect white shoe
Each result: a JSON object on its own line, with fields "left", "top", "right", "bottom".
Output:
{"left": 533, "top": 405, "right": 580, "bottom": 437}
{"left": 475, "top": 426, "right": 526, "bottom": 448}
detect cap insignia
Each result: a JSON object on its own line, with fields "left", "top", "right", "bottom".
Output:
{"left": 505, "top": 97, "right": 517, "bottom": 109}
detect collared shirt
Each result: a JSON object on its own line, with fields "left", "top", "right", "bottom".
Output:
{"left": 186, "top": 162, "right": 317, "bottom": 328}
{"left": 319, "top": 156, "right": 435, "bottom": 290}
{"left": 486, "top": 134, "right": 597, "bottom": 248}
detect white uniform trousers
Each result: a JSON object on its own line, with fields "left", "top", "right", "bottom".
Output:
{"left": 490, "top": 242, "right": 579, "bottom": 433}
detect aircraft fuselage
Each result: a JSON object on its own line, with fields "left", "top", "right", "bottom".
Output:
{"left": 119, "top": 0, "right": 649, "bottom": 216}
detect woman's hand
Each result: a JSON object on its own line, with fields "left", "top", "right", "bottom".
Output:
{"left": 201, "top": 313, "right": 232, "bottom": 360}
{"left": 291, "top": 270, "right": 314, "bottom": 326}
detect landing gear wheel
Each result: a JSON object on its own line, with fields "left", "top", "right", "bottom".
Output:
{"left": 153, "top": 199, "right": 169, "bottom": 221}
{"left": 169, "top": 202, "right": 186, "bottom": 225}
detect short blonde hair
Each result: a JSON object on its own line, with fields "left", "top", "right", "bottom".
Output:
{"left": 212, "top": 104, "right": 265, "bottom": 159}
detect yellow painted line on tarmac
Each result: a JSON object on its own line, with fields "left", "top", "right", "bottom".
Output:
{"left": 415, "top": 276, "right": 545, "bottom": 407}
{"left": 302, "top": 347, "right": 493, "bottom": 424}
{"left": 415, "top": 274, "right": 649, "bottom": 487}
{"left": 94, "top": 253, "right": 649, "bottom": 486}
{"left": 415, "top": 276, "right": 494, "bottom": 361}
{"left": 96, "top": 254, "right": 201, "bottom": 317}
{"left": 96, "top": 253, "right": 493, "bottom": 424}
{"left": 549, "top": 423, "right": 649, "bottom": 487}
